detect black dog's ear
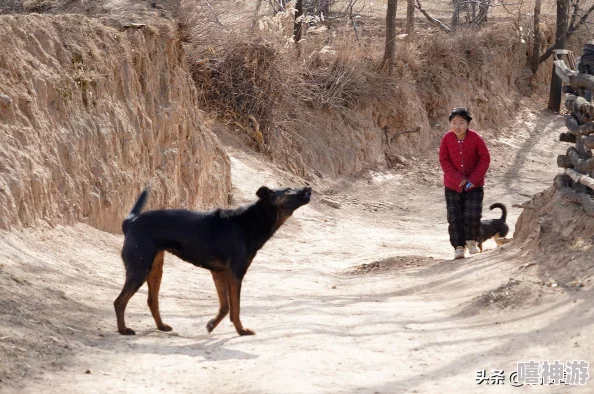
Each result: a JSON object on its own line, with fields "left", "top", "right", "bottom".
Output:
{"left": 256, "top": 186, "right": 272, "bottom": 199}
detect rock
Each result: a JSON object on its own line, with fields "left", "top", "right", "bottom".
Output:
{"left": 0, "top": 93, "right": 12, "bottom": 107}
{"left": 320, "top": 198, "right": 341, "bottom": 209}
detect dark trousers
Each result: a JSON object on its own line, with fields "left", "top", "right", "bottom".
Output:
{"left": 445, "top": 187, "right": 483, "bottom": 249}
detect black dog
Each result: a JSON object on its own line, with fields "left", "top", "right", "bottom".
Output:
{"left": 478, "top": 203, "right": 509, "bottom": 252}
{"left": 114, "top": 186, "right": 312, "bottom": 336}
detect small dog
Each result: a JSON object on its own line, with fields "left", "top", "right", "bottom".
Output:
{"left": 478, "top": 203, "right": 510, "bottom": 252}
{"left": 114, "top": 186, "right": 312, "bottom": 336}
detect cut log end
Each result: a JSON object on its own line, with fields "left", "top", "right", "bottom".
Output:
{"left": 560, "top": 132, "right": 577, "bottom": 143}
{"left": 554, "top": 174, "right": 572, "bottom": 190}
{"left": 557, "top": 155, "right": 573, "bottom": 168}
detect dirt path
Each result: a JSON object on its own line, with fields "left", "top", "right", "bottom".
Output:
{"left": 1, "top": 105, "right": 593, "bottom": 393}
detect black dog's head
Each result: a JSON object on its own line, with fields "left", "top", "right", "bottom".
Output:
{"left": 256, "top": 186, "right": 312, "bottom": 217}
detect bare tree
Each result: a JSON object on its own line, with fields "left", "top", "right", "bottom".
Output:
{"left": 548, "top": 0, "right": 569, "bottom": 111}
{"left": 452, "top": 0, "right": 490, "bottom": 28}
{"left": 406, "top": 0, "right": 415, "bottom": 37}
{"left": 382, "top": 0, "right": 398, "bottom": 75}
{"left": 294, "top": 0, "right": 304, "bottom": 44}
{"left": 531, "top": 0, "right": 541, "bottom": 74}
{"left": 251, "top": 0, "right": 263, "bottom": 32}
{"left": 539, "top": 0, "right": 594, "bottom": 65}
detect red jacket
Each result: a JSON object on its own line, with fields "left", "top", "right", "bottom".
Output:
{"left": 439, "top": 129, "right": 490, "bottom": 192}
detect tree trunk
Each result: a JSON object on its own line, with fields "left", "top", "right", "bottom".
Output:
{"left": 557, "top": 154, "right": 573, "bottom": 168}
{"left": 294, "top": 0, "right": 304, "bottom": 44}
{"left": 451, "top": 0, "right": 460, "bottom": 28}
{"left": 383, "top": 0, "right": 398, "bottom": 75}
{"left": 555, "top": 60, "right": 594, "bottom": 90}
{"left": 566, "top": 114, "right": 594, "bottom": 135}
{"left": 406, "top": 0, "right": 414, "bottom": 37}
{"left": 554, "top": 173, "right": 572, "bottom": 189}
{"left": 583, "top": 135, "right": 594, "bottom": 149}
{"left": 548, "top": 0, "right": 569, "bottom": 112}
{"left": 566, "top": 168, "right": 594, "bottom": 190}
{"left": 567, "top": 147, "right": 594, "bottom": 173}
{"left": 572, "top": 96, "right": 594, "bottom": 125}
{"left": 531, "top": 0, "right": 542, "bottom": 74}
{"left": 251, "top": 0, "right": 263, "bottom": 32}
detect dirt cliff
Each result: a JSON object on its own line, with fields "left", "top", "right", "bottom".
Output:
{"left": 0, "top": 14, "right": 231, "bottom": 233}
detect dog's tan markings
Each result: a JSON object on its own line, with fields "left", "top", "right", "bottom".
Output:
{"left": 207, "top": 270, "right": 230, "bottom": 333}
{"left": 147, "top": 251, "right": 172, "bottom": 332}
{"left": 272, "top": 193, "right": 292, "bottom": 231}
{"left": 273, "top": 211, "right": 291, "bottom": 232}
{"left": 227, "top": 272, "right": 255, "bottom": 336}
{"left": 495, "top": 237, "right": 511, "bottom": 246}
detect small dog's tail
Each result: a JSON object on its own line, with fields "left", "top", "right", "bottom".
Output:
{"left": 122, "top": 188, "right": 150, "bottom": 234}
{"left": 489, "top": 203, "right": 507, "bottom": 222}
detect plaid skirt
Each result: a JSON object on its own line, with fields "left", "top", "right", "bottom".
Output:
{"left": 445, "top": 187, "right": 484, "bottom": 249}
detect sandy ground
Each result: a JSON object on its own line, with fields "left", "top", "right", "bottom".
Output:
{"left": 1, "top": 103, "right": 593, "bottom": 394}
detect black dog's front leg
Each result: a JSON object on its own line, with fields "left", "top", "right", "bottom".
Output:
{"left": 227, "top": 271, "right": 255, "bottom": 336}
{"left": 207, "top": 271, "right": 230, "bottom": 333}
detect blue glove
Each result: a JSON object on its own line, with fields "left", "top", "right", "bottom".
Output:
{"left": 464, "top": 182, "right": 474, "bottom": 191}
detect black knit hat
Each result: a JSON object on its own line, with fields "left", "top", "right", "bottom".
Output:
{"left": 448, "top": 107, "right": 472, "bottom": 122}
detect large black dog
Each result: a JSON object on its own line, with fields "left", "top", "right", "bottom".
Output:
{"left": 478, "top": 203, "right": 510, "bottom": 252}
{"left": 114, "top": 186, "right": 312, "bottom": 336}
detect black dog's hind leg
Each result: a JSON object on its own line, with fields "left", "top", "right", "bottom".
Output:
{"left": 115, "top": 245, "right": 155, "bottom": 335}
{"left": 227, "top": 271, "right": 255, "bottom": 336}
{"left": 147, "top": 251, "right": 172, "bottom": 332}
{"left": 206, "top": 270, "right": 230, "bottom": 333}
{"left": 114, "top": 271, "right": 149, "bottom": 335}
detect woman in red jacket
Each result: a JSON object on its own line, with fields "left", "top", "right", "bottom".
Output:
{"left": 439, "top": 107, "right": 490, "bottom": 259}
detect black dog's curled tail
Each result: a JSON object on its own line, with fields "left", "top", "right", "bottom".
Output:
{"left": 489, "top": 203, "right": 507, "bottom": 222}
{"left": 122, "top": 187, "right": 150, "bottom": 234}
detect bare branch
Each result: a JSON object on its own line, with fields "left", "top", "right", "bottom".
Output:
{"left": 539, "top": 2, "right": 594, "bottom": 64}
{"left": 349, "top": 0, "right": 360, "bottom": 41}
{"left": 569, "top": 3, "right": 594, "bottom": 32}
{"left": 569, "top": 0, "right": 581, "bottom": 30}
{"left": 201, "top": 0, "right": 224, "bottom": 26}
{"left": 415, "top": 0, "right": 452, "bottom": 33}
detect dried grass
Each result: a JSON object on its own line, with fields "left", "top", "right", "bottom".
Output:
{"left": 179, "top": 1, "right": 562, "bottom": 146}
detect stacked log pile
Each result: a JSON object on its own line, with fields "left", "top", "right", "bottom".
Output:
{"left": 553, "top": 60, "right": 594, "bottom": 215}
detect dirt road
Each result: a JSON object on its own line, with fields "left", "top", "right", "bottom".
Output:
{"left": 1, "top": 105, "right": 592, "bottom": 393}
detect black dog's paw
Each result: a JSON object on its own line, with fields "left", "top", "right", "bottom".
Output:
{"left": 119, "top": 327, "right": 136, "bottom": 335}
{"left": 238, "top": 328, "right": 256, "bottom": 336}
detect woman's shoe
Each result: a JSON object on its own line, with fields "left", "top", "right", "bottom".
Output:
{"left": 466, "top": 240, "right": 480, "bottom": 255}
{"left": 454, "top": 246, "right": 465, "bottom": 259}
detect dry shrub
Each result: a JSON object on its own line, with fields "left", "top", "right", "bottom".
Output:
{"left": 413, "top": 22, "right": 530, "bottom": 125}
{"left": 22, "top": 0, "right": 58, "bottom": 12}
{"left": 182, "top": 1, "right": 400, "bottom": 145}
{"left": 189, "top": 39, "right": 286, "bottom": 143}
{"left": 180, "top": 0, "right": 562, "bottom": 158}
{"left": 298, "top": 48, "right": 397, "bottom": 112}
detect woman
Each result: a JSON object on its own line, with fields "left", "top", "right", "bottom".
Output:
{"left": 439, "top": 107, "right": 490, "bottom": 259}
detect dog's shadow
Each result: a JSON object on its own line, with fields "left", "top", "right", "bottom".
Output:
{"left": 114, "top": 332, "right": 259, "bottom": 361}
